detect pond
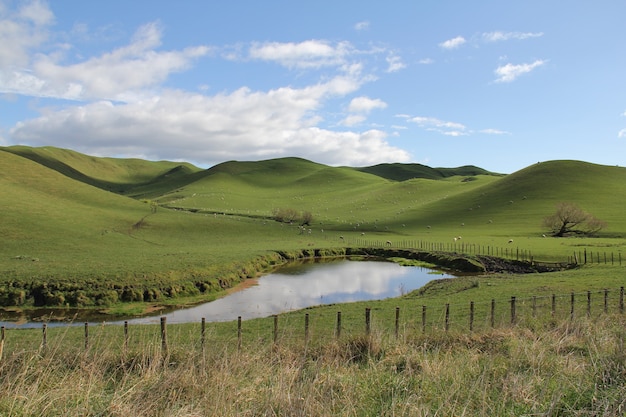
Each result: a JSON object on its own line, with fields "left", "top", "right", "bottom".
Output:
{"left": 0, "top": 259, "right": 456, "bottom": 328}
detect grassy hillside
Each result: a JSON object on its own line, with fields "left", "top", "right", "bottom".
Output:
{"left": 1, "top": 145, "right": 203, "bottom": 197}
{"left": 1, "top": 146, "right": 625, "bottom": 311}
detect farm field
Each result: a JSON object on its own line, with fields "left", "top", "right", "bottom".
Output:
{"left": 1, "top": 145, "right": 626, "bottom": 415}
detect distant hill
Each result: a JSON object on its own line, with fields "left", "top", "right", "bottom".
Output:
{"left": 354, "top": 163, "right": 500, "bottom": 181}
{"left": 1, "top": 145, "right": 203, "bottom": 197}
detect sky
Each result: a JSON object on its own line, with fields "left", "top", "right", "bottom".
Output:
{"left": 1, "top": 0, "right": 625, "bottom": 174}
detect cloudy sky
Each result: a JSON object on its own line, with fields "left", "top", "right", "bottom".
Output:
{"left": 1, "top": 0, "right": 624, "bottom": 173}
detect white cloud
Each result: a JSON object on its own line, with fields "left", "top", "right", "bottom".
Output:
{"left": 386, "top": 54, "right": 405, "bottom": 72}
{"left": 410, "top": 116, "right": 467, "bottom": 137}
{"left": 618, "top": 128, "right": 626, "bottom": 138}
{"left": 348, "top": 96, "right": 387, "bottom": 113}
{"left": 439, "top": 36, "right": 466, "bottom": 50}
{"left": 482, "top": 31, "right": 544, "bottom": 42}
{"left": 419, "top": 58, "right": 434, "bottom": 65}
{"left": 411, "top": 116, "right": 465, "bottom": 131}
{"left": 354, "top": 21, "right": 370, "bottom": 31}
{"left": 249, "top": 40, "right": 353, "bottom": 69}
{"left": 480, "top": 128, "right": 510, "bottom": 135}
{"left": 0, "top": 0, "right": 53, "bottom": 69}
{"left": 494, "top": 60, "right": 545, "bottom": 83}
{"left": 0, "top": 21, "right": 211, "bottom": 101}
{"left": 10, "top": 80, "right": 409, "bottom": 166}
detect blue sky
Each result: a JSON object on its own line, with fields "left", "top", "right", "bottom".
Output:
{"left": 1, "top": 0, "right": 624, "bottom": 173}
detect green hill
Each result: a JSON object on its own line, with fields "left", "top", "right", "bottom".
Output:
{"left": 1, "top": 145, "right": 203, "bottom": 197}
{"left": 354, "top": 162, "right": 499, "bottom": 181}
{"left": 1, "top": 145, "right": 625, "bottom": 309}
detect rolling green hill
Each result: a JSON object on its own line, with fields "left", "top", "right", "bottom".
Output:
{"left": 1, "top": 145, "right": 625, "bottom": 309}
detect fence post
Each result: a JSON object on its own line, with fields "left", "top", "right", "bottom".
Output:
{"left": 469, "top": 301, "right": 474, "bottom": 332}
{"left": 551, "top": 294, "right": 556, "bottom": 317}
{"left": 445, "top": 304, "right": 450, "bottom": 332}
{"left": 604, "top": 289, "right": 609, "bottom": 314}
{"left": 84, "top": 322, "right": 89, "bottom": 351}
{"left": 510, "top": 297, "right": 516, "bottom": 325}
{"left": 620, "top": 287, "right": 624, "bottom": 314}
{"left": 304, "top": 313, "right": 310, "bottom": 345}
{"left": 532, "top": 296, "right": 537, "bottom": 317}
{"left": 160, "top": 317, "right": 168, "bottom": 354}
{"left": 237, "top": 316, "right": 242, "bottom": 352}
{"left": 422, "top": 305, "right": 427, "bottom": 333}
{"left": 570, "top": 292, "right": 575, "bottom": 320}
{"left": 273, "top": 315, "right": 278, "bottom": 344}
{"left": 490, "top": 299, "right": 495, "bottom": 328}
{"left": 336, "top": 311, "right": 342, "bottom": 339}
{"left": 365, "top": 308, "right": 371, "bottom": 336}
{"left": 42, "top": 323, "right": 47, "bottom": 351}
{"left": 201, "top": 318, "right": 206, "bottom": 351}
{"left": 0, "top": 326, "right": 5, "bottom": 361}
{"left": 394, "top": 307, "right": 400, "bottom": 339}
{"left": 587, "top": 291, "right": 591, "bottom": 317}
{"left": 124, "top": 321, "right": 129, "bottom": 350}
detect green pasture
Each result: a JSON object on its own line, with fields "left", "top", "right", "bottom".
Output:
{"left": 1, "top": 146, "right": 625, "bottom": 313}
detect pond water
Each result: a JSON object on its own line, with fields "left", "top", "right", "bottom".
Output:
{"left": 0, "top": 259, "right": 455, "bottom": 328}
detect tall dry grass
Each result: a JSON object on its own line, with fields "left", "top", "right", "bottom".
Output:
{"left": 1, "top": 317, "right": 626, "bottom": 416}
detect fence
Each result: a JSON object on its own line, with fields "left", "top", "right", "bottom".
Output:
{"left": 1, "top": 287, "right": 624, "bottom": 359}
{"left": 339, "top": 237, "right": 623, "bottom": 266}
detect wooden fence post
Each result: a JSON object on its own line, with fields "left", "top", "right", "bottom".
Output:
{"left": 42, "top": 324, "right": 47, "bottom": 351}
{"left": 445, "top": 304, "right": 450, "bottom": 332}
{"left": 532, "top": 296, "right": 537, "bottom": 317}
{"left": 552, "top": 294, "right": 556, "bottom": 317}
{"left": 570, "top": 292, "right": 575, "bottom": 320}
{"left": 394, "top": 307, "right": 400, "bottom": 339}
{"left": 469, "top": 301, "right": 474, "bottom": 332}
{"left": 620, "top": 287, "right": 624, "bottom": 314}
{"left": 587, "top": 291, "right": 591, "bottom": 317}
{"left": 604, "top": 289, "right": 609, "bottom": 314}
{"left": 273, "top": 315, "right": 278, "bottom": 344}
{"left": 304, "top": 313, "right": 310, "bottom": 345}
{"left": 0, "top": 326, "right": 5, "bottom": 361}
{"left": 201, "top": 318, "right": 206, "bottom": 351}
{"left": 510, "top": 297, "right": 516, "bottom": 325}
{"left": 336, "top": 312, "right": 342, "bottom": 339}
{"left": 160, "top": 317, "right": 168, "bottom": 354}
{"left": 422, "top": 305, "right": 427, "bottom": 333}
{"left": 237, "top": 316, "right": 242, "bottom": 352}
{"left": 124, "top": 321, "right": 129, "bottom": 350}
{"left": 490, "top": 299, "right": 495, "bottom": 328}
{"left": 365, "top": 308, "right": 371, "bottom": 336}
{"left": 84, "top": 322, "right": 89, "bottom": 351}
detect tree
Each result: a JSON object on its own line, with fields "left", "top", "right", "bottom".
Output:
{"left": 542, "top": 202, "right": 606, "bottom": 237}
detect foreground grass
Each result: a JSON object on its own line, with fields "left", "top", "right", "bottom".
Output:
{"left": 1, "top": 316, "right": 625, "bottom": 416}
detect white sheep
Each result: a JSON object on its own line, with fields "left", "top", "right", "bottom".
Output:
{"left": 508, "top": 239, "right": 514, "bottom": 244}
{"left": 386, "top": 240, "right": 392, "bottom": 246}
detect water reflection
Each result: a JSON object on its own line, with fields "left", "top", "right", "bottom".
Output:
{"left": 122, "top": 259, "right": 454, "bottom": 325}
{"left": 0, "top": 260, "right": 455, "bottom": 328}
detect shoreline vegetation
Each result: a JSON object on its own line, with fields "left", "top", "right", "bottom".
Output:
{"left": 0, "top": 248, "right": 576, "bottom": 321}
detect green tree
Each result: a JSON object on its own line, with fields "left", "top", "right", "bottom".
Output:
{"left": 542, "top": 202, "right": 606, "bottom": 237}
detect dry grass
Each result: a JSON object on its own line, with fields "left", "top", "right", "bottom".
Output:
{"left": 1, "top": 316, "right": 626, "bottom": 416}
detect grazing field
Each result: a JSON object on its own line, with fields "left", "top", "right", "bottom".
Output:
{"left": 1, "top": 146, "right": 625, "bottom": 314}
{"left": 1, "top": 145, "right": 626, "bottom": 415}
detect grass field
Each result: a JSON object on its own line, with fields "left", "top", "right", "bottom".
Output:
{"left": 1, "top": 146, "right": 625, "bottom": 313}
{"left": 2, "top": 145, "right": 626, "bottom": 415}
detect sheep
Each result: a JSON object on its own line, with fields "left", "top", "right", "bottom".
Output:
{"left": 386, "top": 240, "right": 392, "bottom": 246}
{"left": 508, "top": 239, "right": 514, "bottom": 244}
{"left": 339, "top": 236, "right": 344, "bottom": 240}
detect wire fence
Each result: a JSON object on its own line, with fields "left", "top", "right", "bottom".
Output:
{"left": 1, "top": 287, "right": 624, "bottom": 360}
